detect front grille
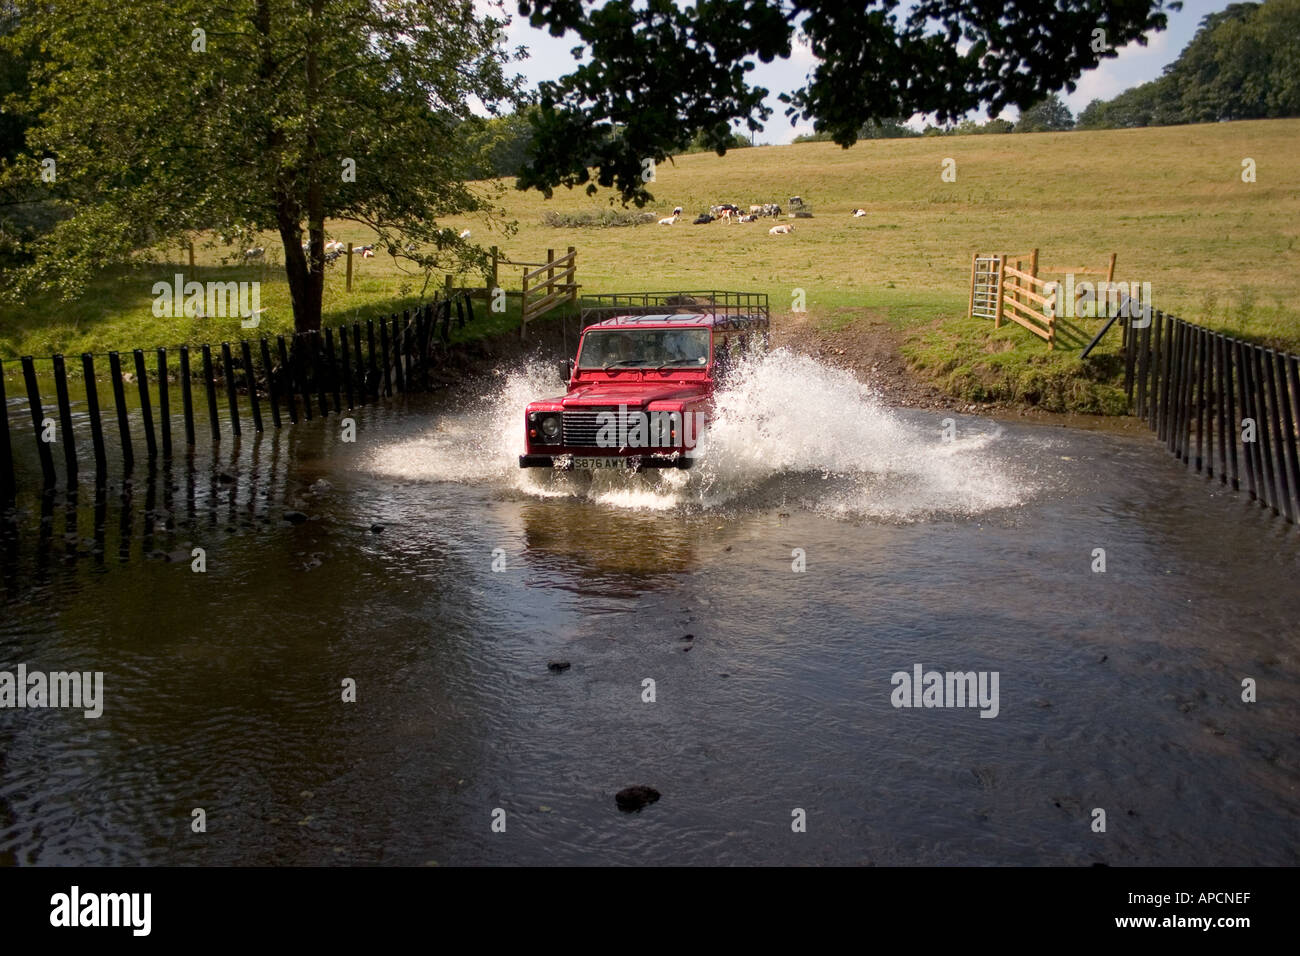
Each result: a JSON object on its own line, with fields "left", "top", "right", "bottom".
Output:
{"left": 562, "top": 407, "right": 622, "bottom": 448}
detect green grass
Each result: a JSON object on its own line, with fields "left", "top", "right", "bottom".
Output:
{"left": 4, "top": 118, "right": 1299, "bottom": 412}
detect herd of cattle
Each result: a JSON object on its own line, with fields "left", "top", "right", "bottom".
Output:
{"left": 656, "top": 196, "right": 864, "bottom": 235}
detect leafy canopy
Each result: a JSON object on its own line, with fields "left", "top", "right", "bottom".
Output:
{"left": 514, "top": 0, "right": 1180, "bottom": 204}
{"left": 2, "top": 0, "right": 524, "bottom": 330}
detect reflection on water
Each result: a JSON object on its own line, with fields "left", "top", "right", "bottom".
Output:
{"left": 1, "top": 353, "right": 1298, "bottom": 865}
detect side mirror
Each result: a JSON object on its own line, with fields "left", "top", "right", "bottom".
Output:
{"left": 559, "top": 359, "right": 573, "bottom": 381}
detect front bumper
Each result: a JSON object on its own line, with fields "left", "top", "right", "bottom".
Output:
{"left": 519, "top": 453, "right": 694, "bottom": 470}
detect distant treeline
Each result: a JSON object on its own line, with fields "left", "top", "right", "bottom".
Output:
{"left": 794, "top": 0, "right": 1300, "bottom": 140}
{"left": 1078, "top": 0, "right": 1299, "bottom": 129}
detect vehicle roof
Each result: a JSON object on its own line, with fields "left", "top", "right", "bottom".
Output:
{"left": 588, "top": 312, "right": 769, "bottom": 330}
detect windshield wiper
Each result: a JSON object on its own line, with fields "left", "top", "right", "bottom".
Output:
{"left": 602, "top": 359, "right": 645, "bottom": 370}
{"left": 653, "top": 358, "right": 704, "bottom": 372}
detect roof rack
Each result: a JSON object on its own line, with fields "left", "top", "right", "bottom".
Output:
{"left": 578, "top": 291, "right": 769, "bottom": 329}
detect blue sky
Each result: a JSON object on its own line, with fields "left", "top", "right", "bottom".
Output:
{"left": 491, "top": 0, "right": 1236, "bottom": 140}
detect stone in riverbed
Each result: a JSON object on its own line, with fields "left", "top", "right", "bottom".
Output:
{"left": 547, "top": 661, "right": 570, "bottom": 673}
{"left": 283, "top": 510, "right": 309, "bottom": 524}
{"left": 615, "top": 786, "right": 660, "bottom": 813}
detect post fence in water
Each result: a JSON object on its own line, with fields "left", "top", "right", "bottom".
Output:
{"left": 340, "top": 327, "right": 354, "bottom": 410}
{"left": 200, "top": 345, "right": 221, "bottom": 442}
{"left": 81, "top": 353, "right": 108, "bottom": 473}
{"left": 179, "top": 345, "right": 197, "bottom": 446}
{"left": 156, "top": 348, "right": 172, "bottom": 459}
{"left": 1264, "top": 349, "right": 1292, "bottom": 522}
{"left": 241, "top": 340, "right": 263, "bottom": 433}
{"left": 20, "top": 357, "right": 56, "bottom": 489}
{"left": 1251, "top": 345, "right": 1278, "bottom": 514}
{"left": 133, "top": 349, "right": 157, "bottom": 460}
{"left": 366, "top": 319, "right": 378, "bottom": 397}
{"left": 0, "top": 360, "right": 16, "bottom": 503}
{"left": 1235, "top": 338, "right": 1257, "bottom": 500}
{"left": 260, "top": 338, "right": 282, "bottom": 429}
{"left": 52, "top": 354, "right": 78, "bottom": 483}
{"left": 277, "top": 336, "right": 298, "bottom": 425}
{"left": 221, "top": 342, "right": 241, "bottom": 438}
{"left": 325, "top": 328, "right": 341, "bottom": 414}
{"left": 313, "top": 332, "right": 329, "bottom": 419}
{"left": 352, "top": 324, "right": 365, "bottom": 402}
{"left": 108, "top": 351, "right": 135, "bottom": 472}
{"left": 380, "top": 317, "right": 392, "bottom": 397}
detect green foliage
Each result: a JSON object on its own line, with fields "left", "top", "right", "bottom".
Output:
{"left": 1076, "top": 0, "right": 1300, "bottom": 129}
{"left": 461, "top": 106, "right": 540, "bottom": 179}
{"left": 1014, "top": 94, "right": 1074, "bottom": 132}
{"left": 541, "top": 209, "right": 656, "bottom": 227}
{"left": 1, "top": 0, "right": 523, "bottom": 332}
{"left": 514, "top": 0, "right": 1178, "bottom": 204}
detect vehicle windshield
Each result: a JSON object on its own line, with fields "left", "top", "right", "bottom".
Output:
{"left": 576, "top": 328, "right": 711, "bottom": 370}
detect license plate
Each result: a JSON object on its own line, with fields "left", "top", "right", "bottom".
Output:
{"left": 572, "top": 456, "right": 634, "bottom": 470}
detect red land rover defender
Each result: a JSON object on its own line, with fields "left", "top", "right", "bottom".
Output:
{"left": 519, "top": 294, "right": 769, "bottom": 472}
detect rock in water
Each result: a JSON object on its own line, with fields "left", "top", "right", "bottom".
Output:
{"left": 283, "top": 511, "right": 309, "bottom": 524}
{"left": 615, "top": 786, "right": 660, "bottom": 812}
{"left": 547, "top": 661, "right": 570, "bottom": 673}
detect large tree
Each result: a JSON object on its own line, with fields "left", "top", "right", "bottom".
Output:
{"left": 1015, "top": 94, "right": 1075, "bottom": 132}
{"left": 515, "top": 0, "right": 1180, "bottom": 204}
{"left": 1, "top": 0, "right": 523, "bottom": 332}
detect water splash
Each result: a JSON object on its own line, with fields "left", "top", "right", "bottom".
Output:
{"left": 360, "top": 349, "right": 1033, "bottom": 519}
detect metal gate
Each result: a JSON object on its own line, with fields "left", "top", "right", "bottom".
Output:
{"left": 970, "top": 255, "right": 1003, "bottom": 320}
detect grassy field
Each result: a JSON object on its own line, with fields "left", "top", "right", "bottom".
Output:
{"left": 4, "top": 118, "right": 1298, "bottom": 411}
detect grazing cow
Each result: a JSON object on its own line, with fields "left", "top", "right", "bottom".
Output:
{"left": 769, "top": 223, "right": 794, "bottom": 235}
{"left": 693, "top": 214, "right": 714, "bottom": 224}
{"left": 243, "top": 247, "right": 265, "bottom": 260}
{"left": 749, "top": 205, "right": 763, "bottom": 214}
{"left": 738, "top": 214, "right": 757, "bottom": 223}
{"left": 658, "top": 214, "right": 679, "bottom": 225}
{"left": 357, "top": 244, "right": 375, "bottom": 258}
{"left": 852, "top": 208, "right": 867, "bottom": 217}
{"left": 764, "top": 203, "right": 782, "bottom": 217}
{"left": 789, "top": 196, "right": 803, "bottom": 208}
{"left": 459, "top": 229, "right": 471, "bottom": 239}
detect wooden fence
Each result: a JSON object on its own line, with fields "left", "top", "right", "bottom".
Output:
{"left": 1123, "top": 306, "right": 1300, "bottom": 525}
{"left": 518, "top": 246, "right": 579, "bottom": 337}
{"left": 970, "top": 250, "right": 1119, "bottom": 350}
{"left": 0, "top": 292, "right": 478, "bottom": 497}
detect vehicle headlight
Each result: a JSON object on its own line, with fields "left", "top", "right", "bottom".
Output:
{"left": 540, "top": 414, "right": 561, "bottom": 440}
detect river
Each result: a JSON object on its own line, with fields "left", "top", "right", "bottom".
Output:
{"left": 1, "top": 350, "right": 1297, "bottom": 864}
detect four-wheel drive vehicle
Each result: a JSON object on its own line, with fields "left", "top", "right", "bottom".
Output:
{"left": 519, "top": 308, "right": 769, "bottom": 471}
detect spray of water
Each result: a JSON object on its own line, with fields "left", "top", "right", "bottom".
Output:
{"left": 360, "top": 349, "right": 1033, "bottom": 520}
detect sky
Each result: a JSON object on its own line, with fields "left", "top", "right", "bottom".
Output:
{"left": 487, "top": 0, "right": 1235, "bottom": 141}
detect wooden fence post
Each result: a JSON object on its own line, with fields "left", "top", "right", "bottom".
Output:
{"left": 994, "top": 256, "right": 1005, "bottom": 329}
{"left": 1106, "top": 253, "right": 1116, "bottom": 285}
{"left": 21, "top": 357, "right": 56, "bottom": 489}
{"left": 0, "top": 361, "right": 16, "bottom": 502}
{"left": 346, "top": 243, "right": 354, "bottom": 292}
{"left": 489, "top": 246, "right": 499, "bottom": 297}
{"left": 967, "top": 251, "right": 977, "bottom": 319}
{"left": 52, "top": 354, "right": 78, "bottom": 482}
{"left": 568, "top": 246, "right": 577, "bottom": 304}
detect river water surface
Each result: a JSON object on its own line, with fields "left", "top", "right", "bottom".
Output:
{"left": 1, "top": 351, "right": 1297, "bottom": 865}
